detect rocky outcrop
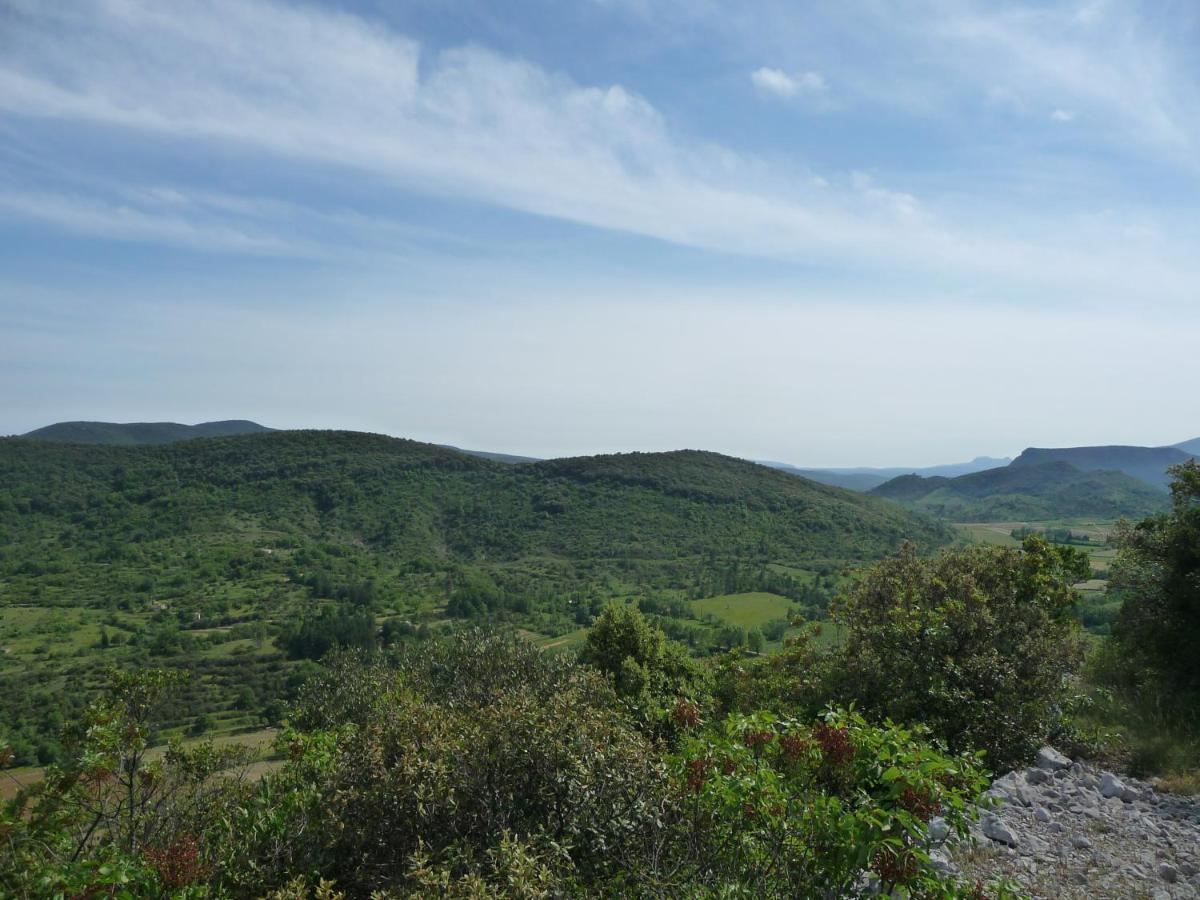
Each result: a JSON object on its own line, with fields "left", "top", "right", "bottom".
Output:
{"left": 934, "top": 749, "right": 1200, "bottom": 898}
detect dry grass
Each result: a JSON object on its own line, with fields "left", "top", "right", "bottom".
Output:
{"left": 1156, "top": 770, "right": 1200, "bottom": 796}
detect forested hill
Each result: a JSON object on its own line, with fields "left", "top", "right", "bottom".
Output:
{"left": 0, "top": 430, "right": 950, "bottom": 762}
{"left": 871, "top": 460, "right": 1169, "bottom": 521}
{"left": 22, "top": 419, "right": 274, "bottom": 444}
{"left": 0, "top": 430, "right": 950, "bottom": 570}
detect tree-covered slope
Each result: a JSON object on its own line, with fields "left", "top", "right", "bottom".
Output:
{"left": 0, "top": 431, "right": 951, "bottom": 762}
{"left": 1, "top": 432, "right": 949, "bottom": 577}
{"left": 870, "top": 460, "right": 1168, "bottom": 521}
{"left": 22, "top": 419, "right": 274, "bottom": 444}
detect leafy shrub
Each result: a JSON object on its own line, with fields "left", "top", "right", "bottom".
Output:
{"left": 0, "top": 669, "right": 252, "bottom": 899}
{"left": 1110, "top": 461, "right": 1200, "bottom": 698}
{"left": 672, "top": 708, "right": 990, "bottom": 897}
{"left": 577, "top": 603, "right": 709, "bottom": 730}
{"left": 247, "top": 632, "right": 681, "bottom": 895}
{"left": 827, "top": 537, "right": 1088, "bottom": 771}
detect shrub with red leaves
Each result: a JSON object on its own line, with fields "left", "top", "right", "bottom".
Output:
{"left": 143, "top": 835, "right": 209, "bottom": 890}
{"left": 871, "top": 845, "right": 919, "bottom": 885}
{"left": 813, "top": 722, "right": 854, "bottom": 765}
{"left": 742, "top": 728, "right": 774, "bottom": 754}
{"left": 898, "top": 785, "right": 938, "bottom": 823}
{"left": 671, "top": 698, "right": 701, "bottom": 730}
{"left": 778, "top": 732, "right": 810, "bottom": 761}
{"left": 685, "top": 757, "right": 713, "bottom": 793}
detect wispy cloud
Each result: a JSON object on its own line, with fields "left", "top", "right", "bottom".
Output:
{"left": 750, "top": 67, "right": 826, "bottom": 100}
{"left": 0, "top": 190, "right": 303, "bottom": 256}
{"left": 0, "top": 0, "right": 1195, "bottom": 303}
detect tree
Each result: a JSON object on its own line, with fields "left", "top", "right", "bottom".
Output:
{"left": 828, "top": 536, "right": 1088, "bottom": 771}
{"left": 579, "top": 603, "right": 708, "bottom": 713}
{"left": 747, "top": 627, "right": 765, "bottom": 653}
{"left": 1110, "top": 460, "right": 1200, "bottom": 696}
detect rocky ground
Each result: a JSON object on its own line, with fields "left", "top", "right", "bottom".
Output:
{"left": 931, "top": 747, "right": 1200, "bottom": 898}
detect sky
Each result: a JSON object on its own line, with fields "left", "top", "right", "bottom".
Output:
{"left": 1, "top": 0, "right": 1198, "bottom": 465}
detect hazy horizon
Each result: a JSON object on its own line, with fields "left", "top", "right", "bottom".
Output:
{"left": 3, "top": 1, "right": 1198, "bottom": 464}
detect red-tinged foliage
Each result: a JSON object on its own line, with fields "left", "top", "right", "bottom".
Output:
{"left": 813, "top": 722, "right": 855, "bottom": 765}
{"left": 143, "top": 835, "right": 210, "bottom": 890}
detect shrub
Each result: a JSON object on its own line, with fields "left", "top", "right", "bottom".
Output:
{"left": 0, "top": 669, "right": 252, "bottom": 898}
{"left": 578, "top": 603, "right": 709, "bottom": 729}
{"left": 1110, "top": 460, "right": 1200, "bottom": 697}
{"left": 673, "top": 707, "right": 990, "bottom": 897}
{"left": 828, "top": 537, "right": 1088, "bottom": 771}
{"left": 251, "top": 632, "right": 681, "bottom": 895}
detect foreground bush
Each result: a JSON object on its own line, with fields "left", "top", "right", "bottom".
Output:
{"left": 828, "top": 536, "right": 1088, "bottom": 772}
{"left": 675, "top": 707, "right": 990, "bottom": 897}
{"left": 271, "top": 633, "right": 677, "bottom": 894}
{"left": 1110, "top": 461, "right": 1200, "bottom": 699}
{"left": 1072, "top": 462, "right": 1200, "bottom": 777}
{"left": 3, "top": 633, "right": 1005, "bottom": 897}
{"left": 0, "top": 669, "right": 252, "bottom": 898}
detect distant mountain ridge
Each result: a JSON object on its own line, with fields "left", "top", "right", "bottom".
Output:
{"left": 440, "top": 446, "right": 541, "bottom": 465}
{"left": 1010, "top": 444, "right": 1196, "bottom": 489}
{"left": 870, "top": 460, "right": 1169, "bottom": 521}
{"left": 23, "top": 420, "right": 274, "bottom": 444}
{"left": 760, "top": 457, "right": 1012, "bottom": 492}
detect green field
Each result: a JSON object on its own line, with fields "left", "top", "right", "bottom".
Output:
{"left": 690, "top": 592, "right": 796, "bottom": 628}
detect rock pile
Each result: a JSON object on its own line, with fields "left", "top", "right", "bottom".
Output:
{"left": 932, "top": 748, "right": 1200, "bottom": 898}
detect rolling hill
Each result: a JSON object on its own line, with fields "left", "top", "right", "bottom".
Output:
{"left": 0, "top": 430, "right": 951, "bottom": 762}
{"left": 22, "top": 419, "right": 274, "bottom": 444}
{"left": 870, "top": 460, "right": 1169, "bottom": 521}
{"left": 1009, "top": 444, "right": 1195, "bottom": 489}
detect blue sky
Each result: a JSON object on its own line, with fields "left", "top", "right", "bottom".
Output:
{"left": 1, "top": 0, "right": 1198, "bottom": 464}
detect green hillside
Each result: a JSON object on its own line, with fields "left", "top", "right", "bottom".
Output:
{"left": 22, "top": 419, "right": 274, "bottom": 444}
{"left": 871, "top": 460, "right": 1168, "bottom": 521}
{"left": 0, "top": 430, "right": 950, "bottom": 764}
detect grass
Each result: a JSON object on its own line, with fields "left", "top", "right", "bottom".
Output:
{"left": 1157, "top": 771, "right": 1200, "bottom": 795}
{"left": 690, "top": 592, "right": 796, "bottom": 629}
{"left": 533, "top": 628, "right": 590, "bottom": 651}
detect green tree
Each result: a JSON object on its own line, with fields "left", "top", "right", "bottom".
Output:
{"left": 828, "top": 536, "right": 1089, "bottom": 771}
{"left": 1110, "top": 461, "right": 1200, "bottom": 697}
{"left": 578, "top": 603, "right": 708, "bottom": 714}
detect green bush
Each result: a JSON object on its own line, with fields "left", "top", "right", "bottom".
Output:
{"left": 672, "top": 708, "right": 991, "bottom": 897}
{"left": 241, "top": 632, "right": 680, "bottom": 895}
{"left": 0, "top": 669, "right": 252, "bottom": 898}
{"left": 578, "top": 603, "right": 710, "bottom": 730}
{"left": 1110, "top": 460, "right": 1200, "bottom": 698}
{"left": 827, "top": 537, "right": 1088, "bottom": 772}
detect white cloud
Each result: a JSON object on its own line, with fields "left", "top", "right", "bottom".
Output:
{"left": 0, "top": 0, "right": 1194, "bottom": 304}
{"left": 750, "top": 67, "right": 826, "bottom": 99}
{"left": 1050, "top": 108, "right": 1076, "bottom": 122}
